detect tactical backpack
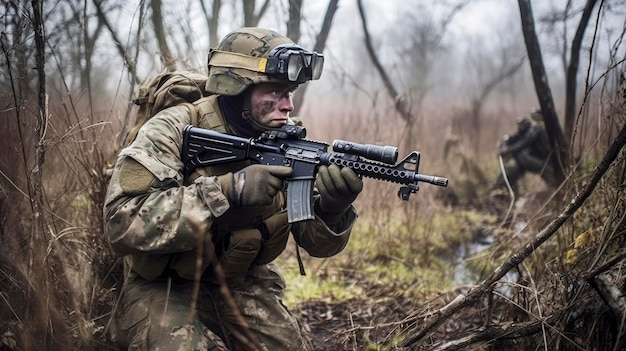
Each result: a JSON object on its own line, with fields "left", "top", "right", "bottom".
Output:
{"left": 123, "top": 71, "right": 211, "bottom": 147}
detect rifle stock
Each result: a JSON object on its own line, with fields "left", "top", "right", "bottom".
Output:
{"left": 182, "top": 125, "right": 448, "bottom": 223}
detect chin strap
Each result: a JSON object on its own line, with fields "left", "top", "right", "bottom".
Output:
{"left": 240, "top": 110, "right": 283, "bottom": 133}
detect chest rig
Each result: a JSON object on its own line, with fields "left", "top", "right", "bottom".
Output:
{"left": 180, "top": 96, "right": 292, "bottom": 278}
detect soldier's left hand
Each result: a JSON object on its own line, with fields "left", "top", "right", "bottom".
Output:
{"left": 315, "top": 164, "right": 363, "bottom": 225}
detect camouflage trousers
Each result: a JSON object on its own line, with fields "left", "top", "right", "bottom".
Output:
{"left": 495, "top": 151, "right": 555, "bottom": 191}
{"left": 114, "top": 263, "right": 314, "bottom": 351}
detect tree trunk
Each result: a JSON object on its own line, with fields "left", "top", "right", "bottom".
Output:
{"left": 292, "top": 0, "right": 339, "bottom": 114}
{"left": 518, "top": 0, "right": 568, "bottom": 184}
{"left": 243, "top": 0, "right": 270, "bottom": 27}
{"left": 356, "top": 0, "right": 413, "bottom": 146}
{"left": 93, "top": 0, "right": 139, "bottom": 83}
{"left": 286, "top": 0, "right": 302, "bottom": 43}
{"left": 564, "top": 0, "right": 599, "bottom": 147}
{"left": 199, "top": 0, "right": 221, "bottom": 48}
{"left": 150, "top": 0, "right": 176, "bottom": 71}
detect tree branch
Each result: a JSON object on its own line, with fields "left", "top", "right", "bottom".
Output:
{"left": 150, "top": 0, "right": 176, "bottom": 71}
{"left": 564, "top": 0, "right": 600, "bottom": 145}
{"left": 518, "top": 0, "right": 568, "bottom": 183}
{"left": 292, "top": 0, "right": 339, "bottom": 114}
{"left": 356, "top": 0, "right": 410, "bottom": 123}
{"left": 93, "top": 0, "right": 139, "bottom": 84}
{"left": 401, "top": 122, "right": 626, "bottom": 348}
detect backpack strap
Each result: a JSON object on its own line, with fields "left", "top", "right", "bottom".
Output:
{"left": 192, "top": 96, "right": 227, "bottom": 132}
{"left": 180, "top": 102, "right": 200, "bottom": 127}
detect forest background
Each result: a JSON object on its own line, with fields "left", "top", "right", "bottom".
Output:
{"left": 1, "top": 0, "right": 625, "bottom": 350}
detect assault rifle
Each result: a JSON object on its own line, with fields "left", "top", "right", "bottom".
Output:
{"left": 182, "top": 125, "right": 448, "bottom": 223}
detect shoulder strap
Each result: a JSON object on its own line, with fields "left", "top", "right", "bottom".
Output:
{"left": 193, "top": 96, "right": 227, "bottom": 133}
{"left": 179, "top": 102, "right": 200, "bottom": 127}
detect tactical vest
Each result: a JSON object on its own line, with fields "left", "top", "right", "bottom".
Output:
{"left": 129, "top": 95, "right": 293, "bottom": 281}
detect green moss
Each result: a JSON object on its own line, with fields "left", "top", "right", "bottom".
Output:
{"left": 278, "top": 208, "right": 493, "bottom": 307}
{"left": 278, "top": 265, "right": 366, "bottom": 306}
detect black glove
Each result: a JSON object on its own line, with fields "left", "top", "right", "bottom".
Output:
{"left": 315, "top": 164, "right": 363, "bottom": 226}
{"left": 219, "top": 165, "right": 292, "bottom": 207}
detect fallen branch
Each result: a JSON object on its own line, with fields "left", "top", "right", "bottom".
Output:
{"left": 429, "top": 318, "right": 552, "bottom": 351}
{"left": 588, "top": 273, "right": 626, "bottom": 348}
{"left": 401, "top": 123, "right": 626, "bottom": 348}
{"left": 589, "top": 273, "right": 626, "bottom": 321}
{"left": 427, "top": 303, "right": 597, "bottom": 351}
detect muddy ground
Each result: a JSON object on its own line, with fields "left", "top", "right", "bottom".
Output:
{"left": 296, "top": 188, "right": 559, "bottom": 350}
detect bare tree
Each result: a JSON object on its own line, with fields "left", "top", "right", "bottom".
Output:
{"left": 93, "top": 0, "right": 142, "bottom": 86}
{"left": 292, "top": 0, "right": 340, "bottom": 114}
{"left": 1, "top": 1, "right": 36, "bottom": 95}
{"left": 242, "top": 0, "right": 270, "bottom": 27}
{"left": 30, "top": 0, "right": 49, "bottom": 273}
{"left": 465, "top": 35, "right": 527, "bottom": 153}
{"left": 18, "top": 1, "right": 75, "bottom": 349}
{"left": 199, "top": 0, "right": 222, "bottom": 48}
{"left": 542, "top": 0, "right": 602, "bottom": 150}
{"left": 356, "top": 0, "right": 467, "bottom": 149}
{"left": 518, "top": 0, "right": 568, "bottom": 185}
{"left": 286, "top": 0, "right": 302, "bottom": 42}
{"left": 563, "top": 0, "right": 600, "bottom": 147}
{"left": 150, "top": 0, "right": 176, "bottom": 71}
{"left": 80, "top": 2, "right": 104, "bottom": 91}
{"left": 356, "top": 0, "right": 411, "bottom": 129}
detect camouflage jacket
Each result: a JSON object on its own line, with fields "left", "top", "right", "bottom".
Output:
{"left": 103, "top": 95, "right": 357, "bottom": 280}
{"left": 502, "top": 124, "right": 549, "bottom": 159}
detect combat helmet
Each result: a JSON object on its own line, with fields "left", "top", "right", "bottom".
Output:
{"left": 206, "top": 27, "right": 324, "bottom": 95}
{"left": 517, "top": 116, "right": 532, "bottom": 128}
{"left": 529, "top": 108, "right": 543, "bottom": 122}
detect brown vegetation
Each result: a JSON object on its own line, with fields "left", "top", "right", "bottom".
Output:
{"left": 2, "top": 1, "right": 625, "bottom": 350}
{"left": 1, "top": 73, "right": 625, "bottom": 351}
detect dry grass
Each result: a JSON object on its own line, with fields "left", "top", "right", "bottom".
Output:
{"left": 0, "top": 90, "right": 624, "bottom": 350}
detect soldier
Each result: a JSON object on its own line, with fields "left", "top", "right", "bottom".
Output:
{"left": 494, "top": 112, "right": 554, "bottom": 193}
{"left": 103, "top": 27, "right": 363, "bottom": 350}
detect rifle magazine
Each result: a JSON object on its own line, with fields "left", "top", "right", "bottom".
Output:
{"left": 286, "top": 179, "right": 315, "bottom": 223}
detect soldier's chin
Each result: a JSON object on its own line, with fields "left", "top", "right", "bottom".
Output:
{"left": 269, "top": 119, "right": 288, "bottom": 127}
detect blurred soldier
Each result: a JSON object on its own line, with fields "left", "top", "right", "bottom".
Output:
{"left": 104, "top": 27, "right": 363, "bottom": 350}
{"left": 494, "top": 111, "right": 554, "bottom": 193}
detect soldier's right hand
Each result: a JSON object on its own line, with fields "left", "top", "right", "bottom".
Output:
{"left": 218, "top": 164, "right": 292, "bottom": 207}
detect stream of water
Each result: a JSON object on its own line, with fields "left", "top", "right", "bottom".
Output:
{"left": 452, "top": 221, "right": 526, "bottom": 295}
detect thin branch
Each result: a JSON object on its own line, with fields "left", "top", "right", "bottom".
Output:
{"left": 92, "top": 0, "right": 139, "bottom": 83}
{"left": 401, "top": 122, "right": 626, "bottom": 347}
{"left": 356, "top": 0, "right": 408, "bottom": 120}
{"left": 292, "top": 0, "right": 339, "bottom": 114}
{"left": 564, "top": 0, "right": 600, "bottom": 144}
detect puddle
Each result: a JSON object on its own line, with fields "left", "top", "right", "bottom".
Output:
{"left": 452, "top": 222, "right": 524, "bottom": 296}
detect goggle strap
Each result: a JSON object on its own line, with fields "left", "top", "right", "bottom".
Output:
{"left": 209, "top": 50, "right": 268, "bottom": 73}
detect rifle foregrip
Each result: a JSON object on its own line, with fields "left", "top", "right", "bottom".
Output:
{"left": 286, "top": 179, "right": 315, "bottom": 223}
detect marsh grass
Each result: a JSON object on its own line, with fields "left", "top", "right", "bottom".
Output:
{"left": 277, "top": 198, "right": 499, "bottom": 308}
{"left": 0, "top": 89, "right": 623, "bottom": 350}
{"left": 0, "top": 94, "right": 122, "bottom": 350}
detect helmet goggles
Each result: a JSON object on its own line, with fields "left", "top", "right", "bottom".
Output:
{"left": 208, "top": 44, "right": 323, "bottom": 84}
{"left": 263, "top": 44, "right": 324, "bottom": 83}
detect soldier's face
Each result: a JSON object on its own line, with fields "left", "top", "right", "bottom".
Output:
{"left": 248, "top": 83, "right": 296, "bottom": 128}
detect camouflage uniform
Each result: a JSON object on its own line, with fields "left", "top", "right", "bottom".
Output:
{"left": 104, "top": 28, "right": 357, "bottom": 351}
{"left": 495, "top": 115, "right": 554, "bottom": 192}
